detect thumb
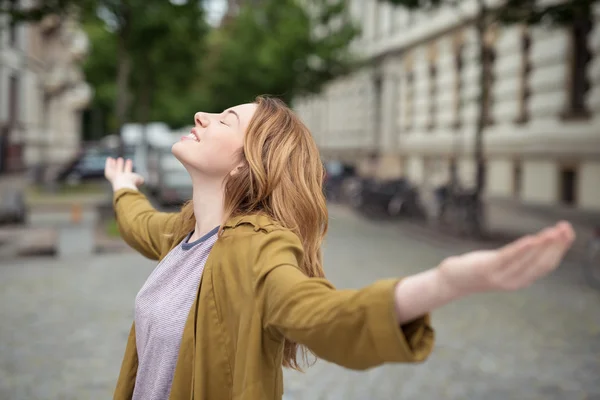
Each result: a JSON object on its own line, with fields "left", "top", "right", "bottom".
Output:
{"left": 133, "top": 173, "right": 145, "bottom": 187}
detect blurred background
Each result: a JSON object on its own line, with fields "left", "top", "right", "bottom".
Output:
{"left": 1, "top": 0, "right": 600, "bottom": 399}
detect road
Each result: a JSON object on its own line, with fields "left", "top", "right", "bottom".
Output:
{"left": 1, "top": 206, "right": 599, "bottom": 400}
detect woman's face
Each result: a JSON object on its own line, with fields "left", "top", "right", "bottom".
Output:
{"left": 172, "top": 103, "right": 257, "bottom": 180}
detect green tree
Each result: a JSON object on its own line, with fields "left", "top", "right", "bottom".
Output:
{"left": 379, "top": 0, "right": 597, "bottom": 235}
{"left": 128, "top": 1, "right": 207, "bottom": 127}
{"left": 81, "top": 16, "right": 117, "bottom": 140}
{"left": 5, "top": 0, "right": 208, "bottom": 154}
{"left": 199, "top": 0, "right": 359, "bottom": 112}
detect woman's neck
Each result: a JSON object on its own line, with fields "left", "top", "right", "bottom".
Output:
{"left": 188, "top": 179, "right": 225, "bottom": 242}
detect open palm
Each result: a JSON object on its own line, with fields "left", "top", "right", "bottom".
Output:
{"left": 438, "top": 222, "right": 575, "bottom": 294}
{"left": 104, "top": 157, "right": 144, "bottom": 191}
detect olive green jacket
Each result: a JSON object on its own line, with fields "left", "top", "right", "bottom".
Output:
{"left": 112, "top": 188, "right": 435, "bottom": 400}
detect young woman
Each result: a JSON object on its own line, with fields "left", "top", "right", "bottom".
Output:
{"left": 105, "top": 96, "right": 574, "bottom": 400}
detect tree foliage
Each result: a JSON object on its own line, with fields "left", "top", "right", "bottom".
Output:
{"left": 197, "top": 0, "right": 359, "bottom": 112}
{"left": 5, "top": 0, "right": 357, "bottom": 133}
{"left": 126, "top": 1, "right": 208, "bottom": 126}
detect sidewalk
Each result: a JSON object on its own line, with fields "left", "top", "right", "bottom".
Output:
{"left": 0, "top": 171, "right": 28, "bottom": 192}
{"left": 0, "top": 173, "right": 127, "bottom": 260}
{"left": 416, "top": 188, "right": 596, "bottom": 260}
{"left": 486, "top": 197, "right": 598, "bottom": 260}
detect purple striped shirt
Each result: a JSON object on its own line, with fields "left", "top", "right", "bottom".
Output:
{"left": 132, "top": 226, "right": 219, "bottom": 400}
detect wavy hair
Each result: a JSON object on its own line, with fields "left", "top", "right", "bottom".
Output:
{"left": 172, "top": 96, "right": 328, "bottom": 370}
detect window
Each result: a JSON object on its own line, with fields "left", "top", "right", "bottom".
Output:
{"left": 373, "top": 74, "right": 383, "bottom": 149}
{"left": 453, "top": 30, "right": 464, "bottom": 130}
{"left": 372, "top": 1, "right": 380, "bottom": 39}
{"left": 516, "top": 27, "right": 531, "bottom": 124}
{"left": 559, "top": 165, "right": 578, "bottom": 206}
{"left": 8, "top": 74, "right": 19, "bottom": 126}
{"left": 564, "top": 16, "right": 592, "bottom": 118}
{"left": 512, "top": 160, "right": 522, "bottom": 197}
{"left": 404, "top": 53, "right": 414, "bottom": 132}
{"left": 8, "top": 0, "right": 19, "bottom": 48}
{"left": 428, "top": 42, "right": 438, "bottom": 131}
{"left": 482, "top": 29, "right": 496, "bottom": 126}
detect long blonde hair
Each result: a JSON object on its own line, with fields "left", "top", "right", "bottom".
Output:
{"left": 172, "top": 96, "right": 328, "bottom": 370}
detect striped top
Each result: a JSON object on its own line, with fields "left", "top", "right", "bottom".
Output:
{"left": 132, "top": 226, "right": 219, "bottom": 400}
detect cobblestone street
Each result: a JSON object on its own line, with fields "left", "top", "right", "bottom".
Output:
{"left": 1, "top": 206, "right": 599, "bottom": 399}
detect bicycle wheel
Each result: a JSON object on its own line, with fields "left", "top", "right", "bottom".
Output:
{"left": 583, "top": 240, "right": 600, "bottom": 289}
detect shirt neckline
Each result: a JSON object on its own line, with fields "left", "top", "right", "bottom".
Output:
{"left": 181, "top": 226, "right": 220, "bottom": 251}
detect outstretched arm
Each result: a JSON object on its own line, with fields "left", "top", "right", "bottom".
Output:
{"left": 254, "top": 223, "right": 574, "bottom": 370}
{"left": 393, "top": 221, "right": 575, "bottom": 324}
{"left": 106, "top": 157, "right": 180, "bottom": 260}
{"left": 253, "top": 230, "right": 434, "bottom": 370}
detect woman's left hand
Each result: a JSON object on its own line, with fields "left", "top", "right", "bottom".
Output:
{"left": 436, "top": 221, "right": 575, "bottom": 295}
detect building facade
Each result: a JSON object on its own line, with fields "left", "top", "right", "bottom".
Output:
{"left": 294, "top": 0, "right": 600, "bottom": 212}
{"left": 0, "top": 1, "right": 92, "bottom": 175}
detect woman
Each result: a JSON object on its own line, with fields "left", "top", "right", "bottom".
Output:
{"left": 106, "top": 96, "right": 574, "bottom": 400}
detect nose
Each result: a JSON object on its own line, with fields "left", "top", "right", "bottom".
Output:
{"left": 194, "top": 112, "right": 209, "bottom": 127}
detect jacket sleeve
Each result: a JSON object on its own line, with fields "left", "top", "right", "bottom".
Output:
{"left": 113, "top": 188, "right": 181, "bottom": 260}
{"left": 253, "top": 229, "right": 435, "bottom": 370}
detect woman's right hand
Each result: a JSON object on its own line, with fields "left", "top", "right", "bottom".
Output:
{"left": 104, "top": 157, "right": 145, "bottom": 192}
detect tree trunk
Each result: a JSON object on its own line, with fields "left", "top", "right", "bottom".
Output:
{"left": 465, "top": 0, "right": 488, "bottom": 237}
{"left": 36, "top": 93, "right": 50, "bottom": 186}
{"left": 114, "top": 34, "right": 132, "bottom": 158}
{"left": 474, "top": 0, "right": 487, "bottom": 199}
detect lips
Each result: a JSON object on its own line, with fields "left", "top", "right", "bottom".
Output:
{"left": 181, "top": 130, "right": 200, "bottom": 142}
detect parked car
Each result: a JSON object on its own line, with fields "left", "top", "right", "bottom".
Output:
{"left": 350, "top": 177, "right": 425, "bottom": 219}
{"left": 324, "top": 161, "right": 356, "bottom": 203}
{"left": 148, "top": 148, "right": 192, "bottom": 207}
{"left": 0, "top": 189, "right": 26, "bottom": 225}
{"left": 155, "top": 168, "right": 192, "bottom": 207}
{"left": 55, "top": 146, "right": 136, "bottom": 184}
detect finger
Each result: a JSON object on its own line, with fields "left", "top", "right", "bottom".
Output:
{"left": 519, "top": 230, "right": 571, "bottom": 284}
{"left": 513, "top": 225, "right": 572, "bottom": 282}
{"left": 134, "top": 174, "right": 145, "bottom": 186}
{"left": 501, "top": 231, "right": 555, "bottom": 283}
{"left": 104, "top": 157, "right": 115, "bottom": 178}
{"left": 498, "top": 222, "right": 563, "bottom": 266}
{"left": 556, "top": 221, "right": 576, "bottom": 243}
{"left": 535, "top": 225, "right": 574, "bottom": 269}
{"left": 497, "top": 234, "right": 538, "bottom": 266}
{"left": 116, "top": 157, "right": 124, "bottom": 173}
{"left": 124, "top": 158, "right": 133, "bottom": 174}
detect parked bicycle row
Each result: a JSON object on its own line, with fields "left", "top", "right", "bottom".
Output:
{"left": 323, "top": 161, "right": 486, "bottom": 236}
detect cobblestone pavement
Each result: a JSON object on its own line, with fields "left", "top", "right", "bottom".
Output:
{"left": 1, "top": 206, "right": 599, "bottom": 400}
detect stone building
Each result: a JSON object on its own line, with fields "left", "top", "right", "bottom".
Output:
{"left": 0, "top": 1, "right": 92, "bottom": 175}
{"left": 294, "top": 0, "right": 600, "bottom": 212}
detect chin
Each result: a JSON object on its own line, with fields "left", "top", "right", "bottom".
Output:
{"left": 172, "top": 142, "right": 201, "bottom": 172}
{"left": 171, "top": 142, "right": 191, "bottom": 164}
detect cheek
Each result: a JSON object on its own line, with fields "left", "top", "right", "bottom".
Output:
{"left": 212, "top": 136, "right": 243, "bottom": 160}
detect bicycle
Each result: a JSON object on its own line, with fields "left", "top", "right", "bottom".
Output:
{"left": 583, "top": 227, "right": 600, "bottom": 289}
{"left": 436, "top": 186, "right": 484, "bottom": 239}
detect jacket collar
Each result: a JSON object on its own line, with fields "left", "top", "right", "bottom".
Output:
{"left": 222, "top": 214, "right": 277, "bottom": 232}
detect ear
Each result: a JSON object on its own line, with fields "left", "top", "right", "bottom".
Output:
{"left": 229, "top": 160, "right": 246, "bottom": 177}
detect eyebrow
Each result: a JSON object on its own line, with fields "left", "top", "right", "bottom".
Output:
{"left": 225, "top": 109, "right": 240, "bottom": 125}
